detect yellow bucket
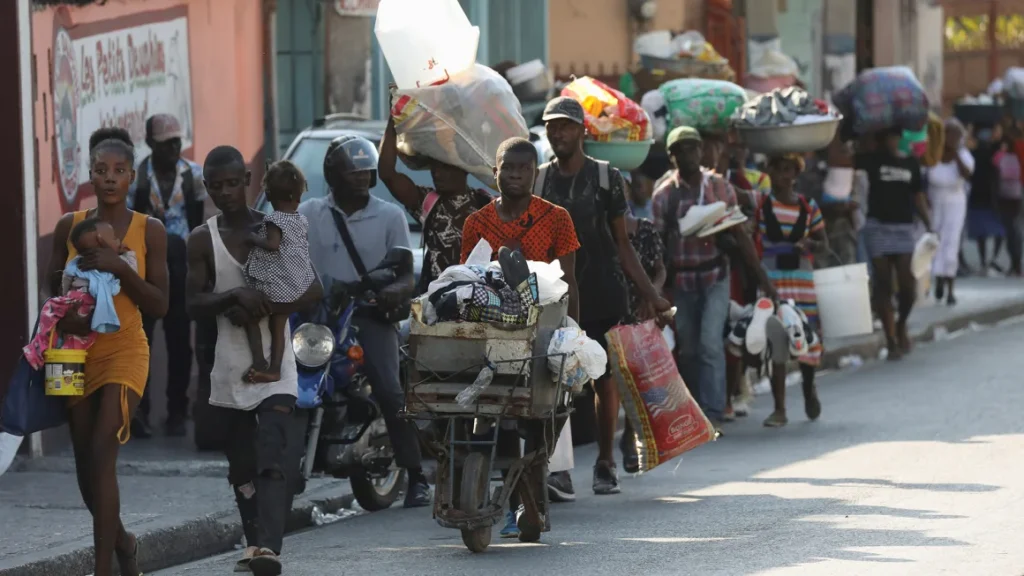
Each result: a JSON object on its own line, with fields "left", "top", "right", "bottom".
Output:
{"left": 43, "top": 330, "right": 86, "bottom": 397}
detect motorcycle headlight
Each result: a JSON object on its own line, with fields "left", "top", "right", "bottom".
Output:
{"left": 292, "top": 323, "right": 335, "bottom": 367}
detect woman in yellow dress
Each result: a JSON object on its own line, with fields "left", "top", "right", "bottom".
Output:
{"left": 47, "top": 127, "right": 169, "bottom": 576}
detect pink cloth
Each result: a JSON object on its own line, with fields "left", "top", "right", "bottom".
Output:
{"left": 23, "top": 291, "right": 97, "bottom": 370}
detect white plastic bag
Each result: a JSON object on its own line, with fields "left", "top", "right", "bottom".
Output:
{"left": 527, "top": 260, "right": 568, "bottom": 305}
{"left": 519, "top": 420, "right": 574, "bottom": 472}
{"left": 748, "top": 49, "right": 800, "bottom": 79}
{"left": 913, "top": 232, "right": 939, "bottom": 302}
{"left": 0, "top": 432, "right": 22, "bottom": 477}
{"left": 548, "top": 423, "right": 574, "bottom": 473}
{"left": 465, "top": 238, "right": 493, "bottom": 267}
{"left": 392, "top": 64, "right": 529, "bottom": 188}
{"left": 912, "top": 232, "right": 939, "bottom": 281}
{"left": 1005, "top": 67, "right": 1024, "bottom": 99}
{"left": 640, "top": 90, "right": 668, "bottom": 142}
{"left": 548, "top": 327, "right": 608, "bottom": 393}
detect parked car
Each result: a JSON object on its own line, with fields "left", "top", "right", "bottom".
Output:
{"left": 254, "top": 114, "right": 494, "bottom": 280}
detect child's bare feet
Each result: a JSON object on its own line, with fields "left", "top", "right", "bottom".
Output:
{"left": 246, "top": 368, "right": 282, "bottom": 384}
{"left": 243, "top": 358, "right": 270, "bottom": 383}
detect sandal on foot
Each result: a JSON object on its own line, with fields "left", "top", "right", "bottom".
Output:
{"left": 249, "top": 548, "right": 282, "bottom": 576}
{"left": 235, "top": 546, "right": 259, "bottom": 573}
{"left": 763, "top": 411, "right": 788, "bottom": 428}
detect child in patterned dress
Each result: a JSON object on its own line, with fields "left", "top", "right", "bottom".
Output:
{"left": 244, "top": 161, "right": 317, "bottom": 383}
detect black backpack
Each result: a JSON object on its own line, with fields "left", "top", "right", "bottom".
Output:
{"left": 133, "top": 157, "right": 204, "bottom": 232}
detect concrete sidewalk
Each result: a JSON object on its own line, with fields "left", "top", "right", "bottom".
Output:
{"left": 0, "top": 428, "right": 355, "bottom": 576}
{"left": 1, "top": 277, "right": 1021, "bottom": 576}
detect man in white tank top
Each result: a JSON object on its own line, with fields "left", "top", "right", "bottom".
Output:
{"left": 185, "top": 146, "right": 322, "bottom": 576}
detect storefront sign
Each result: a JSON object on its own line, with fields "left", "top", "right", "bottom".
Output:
{"left": 52, "top": 15, "right": 193, "bottom": 208}
{"left": 334, "top": 0, "right": 380, "bottom": 17}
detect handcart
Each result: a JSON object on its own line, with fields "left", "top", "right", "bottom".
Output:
{"left": 402, "top": 299, "right": 571, "bottom": 552}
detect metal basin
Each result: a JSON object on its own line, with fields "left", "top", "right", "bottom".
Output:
{"left": 735, "top": 116, "right": 842, "bottom": 155}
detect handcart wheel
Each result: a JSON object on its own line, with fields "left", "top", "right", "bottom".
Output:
{"left": 459, "top": 452, "right": 492, "bottom": 553}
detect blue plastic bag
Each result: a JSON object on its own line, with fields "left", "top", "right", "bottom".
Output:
{"left": 0, "top": 308, "right": 68, "bottom": 437}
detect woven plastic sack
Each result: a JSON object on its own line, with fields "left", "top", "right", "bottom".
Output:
{"left": 847, "top": 67, "right": 929, "bottom": 135}
{"left": 607, "top": 321, "right": 716, "bottom": 473}
{"left": 659, "top": 79, "right": 747, "bottom": 133}
{"left": 391, "top": 64, "right": 528, "bottom": 188}
{"left": 561, "top": 77, "right": 651, "bottom": 142}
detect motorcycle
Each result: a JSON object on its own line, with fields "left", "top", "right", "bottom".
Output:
{"left": 290, "top": 248, "right": 411, "bottom": 511}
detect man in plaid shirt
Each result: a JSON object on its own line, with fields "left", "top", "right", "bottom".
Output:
{"left": 651, "top": 127, "right": 776, "bottom": 427}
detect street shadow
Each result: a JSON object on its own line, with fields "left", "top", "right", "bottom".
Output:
{"left": 745, "top": 476, "right": 998, "bottom": 494}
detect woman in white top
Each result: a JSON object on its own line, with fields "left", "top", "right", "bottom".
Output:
{"left": 928, "top": 120, "right": 975, "bottom": 305}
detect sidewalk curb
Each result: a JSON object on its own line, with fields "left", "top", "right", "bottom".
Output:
{"left": 817, "top": 299, "right": 1024, "bottom": 372}
{"left": 1, "top": 485, "right": 355, "bottom": 576}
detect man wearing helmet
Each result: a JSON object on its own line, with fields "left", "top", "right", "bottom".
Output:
{"left": 297, "top": 135, "right": 432, "bottom": 508}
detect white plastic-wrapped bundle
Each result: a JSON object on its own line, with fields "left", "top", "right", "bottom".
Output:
{"left": 391, "top": 64, "right": 529, "bottom": 188}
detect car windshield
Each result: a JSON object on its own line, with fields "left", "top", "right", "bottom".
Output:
{"left": 284, "top": 137, "right": 493, "bottom": 229}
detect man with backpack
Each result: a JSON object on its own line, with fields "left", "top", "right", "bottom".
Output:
{"left": 128, "top": 113, "right": 208, "bottom": 438}
{"left": 538, "top": 97, "right": 672, "bottom": 499}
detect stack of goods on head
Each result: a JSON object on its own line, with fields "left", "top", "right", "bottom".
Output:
{"left": 376, "top": 0, "right": 528, "bottom": 189}
{"left": 635, "top": 30, "right": 736, "bottom": 83}
{"left": 731, "top": 87, "right": 841, "bottom": 154}
{"left": 559, "top": 76, "right": 654, "bottom": 171}
{"left": 744, "top": 49, "right": 800, "bottom": 95}
{"left": 953, "top": 93, "right": 1004, "bottom": 127}
{"left": 832, "top": 66, "right": 930, "bottom": 138}
{"left": 659, "top": 78, "right": 748, "bottom": 135}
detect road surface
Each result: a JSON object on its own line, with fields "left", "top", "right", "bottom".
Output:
{"left": 156, "top": 317, "right": 1024, "bottom": 576}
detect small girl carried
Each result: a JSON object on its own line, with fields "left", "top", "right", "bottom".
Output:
{"left": 244, "top": 160, "right": 317, "bottom": 383}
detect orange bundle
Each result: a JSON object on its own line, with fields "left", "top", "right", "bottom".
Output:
{"left": 561, "top": 77, "right": 651, "bottom": 142}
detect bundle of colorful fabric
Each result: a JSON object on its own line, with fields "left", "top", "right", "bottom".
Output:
{"left": 659, "top": 78, "right": 748, "bottom": 133}
{"left": 832, "top": 66, "right": 929, "bottom": 136}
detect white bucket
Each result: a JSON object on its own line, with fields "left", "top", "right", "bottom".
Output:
{"left": 374, "top": 0, "right": 479, "bottom": 89}
{"left": 813, "top": 263, "right": 874, "bottom": 340}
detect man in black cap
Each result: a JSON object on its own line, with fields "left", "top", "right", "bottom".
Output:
{"left": 536, "top": 96, "right": 672, "bottom": 498}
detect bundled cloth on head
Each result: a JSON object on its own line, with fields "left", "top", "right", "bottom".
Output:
{"left": 658, "top": 78, "right": 748, "bottom": 133}
{"left": 832, "top": 66, "right": 929, "bottom": 137}
{"left": 560, "top": 77, "right": 652, "bottom": 142}
{"left": 391, "top": 64, "right": 529, "bottom": 188}
{"left": 733, "top": 87, "right": 834, "bottom": 127}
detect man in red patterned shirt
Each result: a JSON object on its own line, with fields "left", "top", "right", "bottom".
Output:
{"left": 652, "top": 126, "right": 775, "bottom": 428}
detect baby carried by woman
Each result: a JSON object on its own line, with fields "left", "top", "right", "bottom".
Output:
{"left": 23, "top": 217, "right": 139, "bottom": 368}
